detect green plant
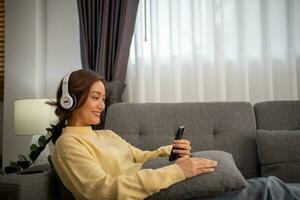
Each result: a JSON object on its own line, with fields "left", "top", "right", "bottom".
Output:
{"left": 4, "top": 134, "right": 52, "bottom": 174}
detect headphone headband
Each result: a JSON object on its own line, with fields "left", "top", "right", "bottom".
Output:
{"left": 62, "top": 73, "right": 71, "bottom": 95}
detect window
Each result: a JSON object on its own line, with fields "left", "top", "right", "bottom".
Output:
{"left": 125, "top": 0, "right": 300, "bottom": 103}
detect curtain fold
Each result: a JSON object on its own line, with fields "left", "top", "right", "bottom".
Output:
{"left": 77, "top": 0, "right": 139, "bottom": 129}
{"left": 125, "top": 0, "right": 300, "bottom": 104}
{"left": 77, "top": 0, "right": 139, "bottom": 82}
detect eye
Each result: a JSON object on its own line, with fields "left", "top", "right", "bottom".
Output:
{"left": 92, "top": 96, "right": 99, "bottom": 100}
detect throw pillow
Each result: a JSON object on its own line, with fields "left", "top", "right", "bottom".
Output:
{"left": 256, "top": 130, "right": 300, "bottom": 183}
{"left": 142, "top": 150, "right": 247, "bottom": 200}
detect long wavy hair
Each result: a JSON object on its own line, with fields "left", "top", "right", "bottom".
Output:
{"left": 47, "top": 69, "right": 105, "bottom": 144}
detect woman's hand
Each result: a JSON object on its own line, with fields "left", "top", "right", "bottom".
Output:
{"left": 172, "top": 139, "right": 192, "bottom": 158}
{"left": 175, "top": 157, "right": 217, "bottom": 179}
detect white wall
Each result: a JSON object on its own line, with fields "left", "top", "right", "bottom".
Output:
{"left": 46, "top": 0, "right": 81, "bottom": 97}
{"left": 2, "top": 0, "right": 80, "bottom": 167}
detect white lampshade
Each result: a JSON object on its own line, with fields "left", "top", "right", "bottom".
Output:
{"left": 14, "top": 99, "right": 57, "bottom": 135}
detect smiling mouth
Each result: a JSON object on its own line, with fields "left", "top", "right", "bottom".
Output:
{"left": 93, "top": 112, "right": 101, "bottom": 117}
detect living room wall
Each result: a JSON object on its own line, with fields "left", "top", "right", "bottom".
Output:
{"left": 2, "top": 0, "right": 81, "bottom": 167}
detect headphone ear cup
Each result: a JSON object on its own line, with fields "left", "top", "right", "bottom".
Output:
{"left": 60, "top": 72, "right": 77, "bottom": 110}
{"left": 69, "top": 93, "right": 77, "bottom": 110}
{"left": 60, "top": 93, "right": 77, "bottom": 110}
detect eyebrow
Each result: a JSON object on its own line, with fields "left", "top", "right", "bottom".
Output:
{"left": 91, "top": 91, "right": 106, "bottom": 96}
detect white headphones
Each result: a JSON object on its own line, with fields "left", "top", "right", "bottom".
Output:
{"left": 60, "top": 72, "right": 77, "bottom": 110}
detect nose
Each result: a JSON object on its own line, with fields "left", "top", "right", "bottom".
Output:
{"left": 99, "top": 100, "right": 105, "bottom": 111}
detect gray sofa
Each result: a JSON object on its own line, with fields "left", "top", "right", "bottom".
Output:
{"left": 0, "top": 100, "right": 299, "bottom": 200}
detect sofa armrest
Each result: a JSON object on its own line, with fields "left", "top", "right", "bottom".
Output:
{"left": 0, "top": 171, "right": 58, "bottom": 200}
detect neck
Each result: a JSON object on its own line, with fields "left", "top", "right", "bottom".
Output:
{"left": 67, "top": 117, "right": 89, "bottom": 127}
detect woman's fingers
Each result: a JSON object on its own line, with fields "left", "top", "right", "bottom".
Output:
{"left": 173, "top": 143, "right": 191, "bottom": 150}
{"left": 194, "top": 158, "right": 218, "bottom": 168}
{"left": 174, "top": 139, "right": 190, "bottom": 145}
{"left": 175, "top": 157, "right": 217, "bottom": 178}
{"left": 195, "top": 159, "right": 217, "bottom": 176}
{"left": 173, "top": 139, "right": 192, "bottom": 158}
{"left": 172, "top": 149, "right": 191, "bottom": 155}
{"left": 197, "top": 167, "right": 215, "bottom": 174}
{"left": 173, "top": 139, "right": 190, "bottom": 147}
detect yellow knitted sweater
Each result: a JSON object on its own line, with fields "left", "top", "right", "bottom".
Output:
{"left": 52, "top": 126, "right": 185, "bottom": 200}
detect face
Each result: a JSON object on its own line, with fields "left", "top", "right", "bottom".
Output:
{"left": 69, "top": 80, "right": 105, "bottom": 126}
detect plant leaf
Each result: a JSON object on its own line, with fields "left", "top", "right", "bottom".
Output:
{"left": 10, "top": 161, "right": 17, "bottom": 166}
{"left": 4, "top": 166, "right": 20, "bottom": 173}
{"left": 30, "top": 144, "right": 38, "bottom": 151}
{"left": 29, "top": 150, "right": 40, "bottom": 162}
{"left": 37, "top": 146, "right": 45, "bottom": 156}
{"left": 18, "top": 154, "right": 28, "bottom": 161}
{"left": 38, "top": 135, "right": 47, "bottom": 146}
{"left": 37, "top": 146, "right": 45, "bottom": 152}
{"left": 17, "top": 160, "right": 30, "bottom": 169}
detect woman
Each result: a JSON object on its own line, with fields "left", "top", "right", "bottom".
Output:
{"left": 49, "top": 69, "right": 218, "bottom": 200}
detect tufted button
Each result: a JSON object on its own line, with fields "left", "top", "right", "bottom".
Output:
{"left": 213, "top": 128, "right": 218, "bottom": 135}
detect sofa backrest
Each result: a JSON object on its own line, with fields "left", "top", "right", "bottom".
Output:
{"left": 105, "top": 102, "right": 259, "bottom": 178}
{"left": 254, "top": 100, "right": 300, "bottom": 130}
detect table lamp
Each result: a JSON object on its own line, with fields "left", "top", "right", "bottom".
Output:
{"left": 14, "top": 98, "right": 57, "bottom": 167}
{"left": 14, "top": 98, "right": 56, "bottom": 135}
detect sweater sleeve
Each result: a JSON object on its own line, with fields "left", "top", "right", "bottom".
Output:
{"left": 128, "top": 144, "right": 173, "bottom": 163}
{"left": 108, "top": 130, "right": 173, "bottom": 163}
{"left": 52, "top": 135, "right": 185, "bottom": 200}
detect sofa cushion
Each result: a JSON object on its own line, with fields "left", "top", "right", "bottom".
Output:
{"left": 142, "top": 150, "right": 247, "bottom": 200}
{"left": 256, "top": 130, "right": 300, "bottom": 183}
{"left": 254, "top": 100, "right": 300, "bottom": 130}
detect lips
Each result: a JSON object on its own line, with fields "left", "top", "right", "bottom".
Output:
{"left": 93, "top": 111, "right": 101, "bottom": 117}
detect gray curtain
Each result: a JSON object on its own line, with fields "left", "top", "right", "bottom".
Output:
{"left": 77, "top": 0, "right": 139, "bottom": 82}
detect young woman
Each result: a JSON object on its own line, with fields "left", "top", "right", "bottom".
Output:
{"left": 49, "top": 69, "right": 218, "bottom": 200}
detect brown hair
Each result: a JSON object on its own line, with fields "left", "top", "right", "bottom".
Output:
{"left": 47, "top": 69, "right": 105, "bottom": 144}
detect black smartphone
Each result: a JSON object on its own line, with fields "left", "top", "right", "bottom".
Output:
{"left": 169, "top": 126, "right": 185, "bottom": 161}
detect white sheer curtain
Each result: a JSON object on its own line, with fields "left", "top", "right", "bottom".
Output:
{"left": 124, "top": 0, "right": 300, "bottom": 103}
